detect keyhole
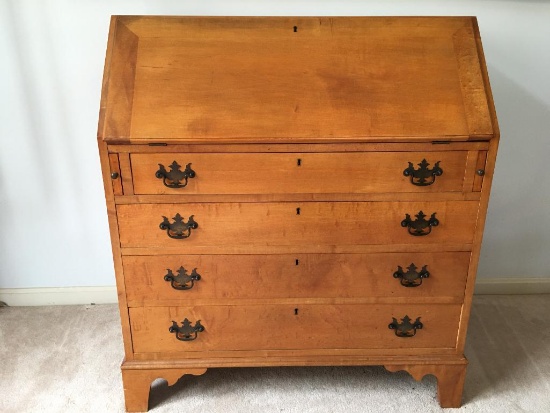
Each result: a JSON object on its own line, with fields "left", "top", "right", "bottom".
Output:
{"left": 296, "top": 207, "right": 301, "bottom": 215}
{"left": 294, "top": 308, "right": 299, "bottom": 315}
{"left": 293, "top": 26, "right": 298, "bottom": 32}
{"left": 295, "top": 259, "right": 299, "bottom": 265}
{"left": 297, "top": 158, "right": 301, "bottom": 166}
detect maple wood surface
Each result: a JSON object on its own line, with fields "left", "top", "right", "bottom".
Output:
{"left": 97, "top": 139, "right": 134, "bottom": 358}
{"left": 97, "top": 15, "right": 499, "bottom": 411}
{"left": 129, "top": 304, "right": 461, "bottom": 353}
{"left": 117, "top": 201, "right": 479, "bottom": 249}
{"left": 99, "top": 16, "right": 494, "bottom": 143}
{"left": 123, "top": 252, "right": 470, "bottom": 305}
{"left": 131, "top": 151, "right": 470, "bottom": 195}
{"left": 108, "top": 154, "right": 123, "bottom": 196}
{"left": 109, "top": 142, "right": 490, "bottom": 153}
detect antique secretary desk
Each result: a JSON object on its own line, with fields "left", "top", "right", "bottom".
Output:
{"left": 97, "top": 16, "right": 498, "bottom": 411}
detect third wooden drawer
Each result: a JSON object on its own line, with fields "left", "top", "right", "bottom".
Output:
{"left": 123, "top": 252, "right": 470, "bottom": 305}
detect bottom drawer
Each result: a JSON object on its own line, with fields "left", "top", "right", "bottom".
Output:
{"left": 130, "top": 304, "right": 461, "bottom": 354}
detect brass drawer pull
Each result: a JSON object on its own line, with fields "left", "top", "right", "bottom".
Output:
{"left": 388, "top": 316, "right": 423, "bottom": 337}
{"left": 169, "top": 318, "right": 205, "bottom": 341}
{"left": 156, "top": 161, "right": 196, "bottom": 188}
{"left": 159, "top": 213, "right": 198, "bottom": 239}
{"left": 401, "top": 211, "right": 439, "bottom": 236}
{"left": 164, "top": 266, "right": 201, "bottom": 290}
{"left": 393, "top": 264, "right": 429, "bottom": 287}
{"left": 403, "top": 159, "right": 442, "bottom": 186}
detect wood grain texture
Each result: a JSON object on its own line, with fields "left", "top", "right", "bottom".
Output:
{"left": 129, "top": 304, "right": 462, "bottom": 353}
{"left": 473, "top": 151, "right": 488, "bottom": 192}
{"left": 99, "top": 16, "right": 494, "bottom": 144}
{"left": 109, "top": 142, "right": 490, "bottom": 153}
{"left": 108, "top": 153, "right": 123, "bottom": 196}
{"left": 97, "top": 138, "right": 134, "bottom": 358}
{"left": 119, "top": 243, "right": 474, "bottom": 256}
{"left": 114, "top": 192, "right": 482, "bottom": 204}
{"left": 119, "top": 153, "right": 134, "bottom": 195}
{"left": 453, "top": 25, "right": 493, "bottom": 137}
{"left": 102, "top": 20, "right": 138, "bottom": 140}
{"left": 462, "top": 151, "right": 478, "bottom": 193}
{"left": 132, "top": 347, "right": 460, "bottom": 361}
{"left": 454, "top": 20, "right": 500, "bottom": 352}
{"left": 123, "top": 252, "right": 470, "bottom": 305}
{"left": 116, "top": 201, "right": 479, "bottom": 250}
{"left": 457, "top": 138, "right": 499, "bottom": 352}
{"left": 97, "top": 16, "right": 118, "bottom": 139}
{"left": 131, "top": 151, "right": 469, "bottom": 195}
{"left": 472, "top": 19, "right": 500, "bottom": 140}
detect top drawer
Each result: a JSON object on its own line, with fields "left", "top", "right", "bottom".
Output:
{"left": 131, "top": 152, "right": 472, "bottom": 195}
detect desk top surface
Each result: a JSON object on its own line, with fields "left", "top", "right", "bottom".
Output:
{"left": 98, "top": 16, "right": 496, "bottom": 144}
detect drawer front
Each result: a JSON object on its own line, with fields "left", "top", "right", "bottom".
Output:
{"left": 123, "top": 252, "right": 470, "bottom": 304}
{"left": 117, "top": 201, "right": 479, "bottom": 250}
{"left": 131, "top": 152, "right": 469, "bottom": 195}
{"left": 129, "top": 304, "right": 461, "bottom": 353}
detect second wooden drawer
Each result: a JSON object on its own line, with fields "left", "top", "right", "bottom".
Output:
{"left": 117, "top": 201, "right": 479, "bottom": 250}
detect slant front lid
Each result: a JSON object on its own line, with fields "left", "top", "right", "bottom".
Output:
{"left": 98, "top": 16, "right": 495, "bottom": 144}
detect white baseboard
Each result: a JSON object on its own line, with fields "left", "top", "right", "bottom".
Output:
{"left": 0, "top": 286, "right": 118, "bottom": 306}
{"left": 0, "top": 279, "right": 549, "bottom": 306}
{"left": 474, "top": 277, "right": 550, "bottom": 295}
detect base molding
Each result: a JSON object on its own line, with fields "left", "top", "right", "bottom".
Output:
{"left": 0, "top": 286, "right": 117, "bottom": 306}
{"left": 474, "top": 277, "right": 550, "bottom": 295}
{"left": 0, "top": 278, "right": 549, "bottom": 306}
{"left": 123, "top": 354, "right": 466, "bottom": 369}
{"left": 120, "top": 356, "right": 468, "bottom": 411}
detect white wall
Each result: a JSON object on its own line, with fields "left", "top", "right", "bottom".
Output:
{"left": 1, "top": 0, "right": 549, "bottom": 289}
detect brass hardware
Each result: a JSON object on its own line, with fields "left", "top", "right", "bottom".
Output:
{"left": 388, "top": 316, "right": 423, "bottom": 337}
{"left": 159, "top": 213, "right": 198, "bottom": 239}
{"left": 393, "top": 264, "right": 429, "bottom": 287}
{"left": 164, "top": 266, "right": 201, "bottom": 290}
{"left": 169, "top": 318, "right": 204, "bottom": 341}
{"left": 401, "top": 211, "right": 439, "bottom": 236}
{"left": 403, "top": 159, "right": 443, "bottom": 186}
{"left": 156, "top": 161, "right": 196, "bottom": 188}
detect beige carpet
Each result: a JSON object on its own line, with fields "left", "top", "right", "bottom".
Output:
{"left": 1, "top": 295, "right": 549, "bottom": 413}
